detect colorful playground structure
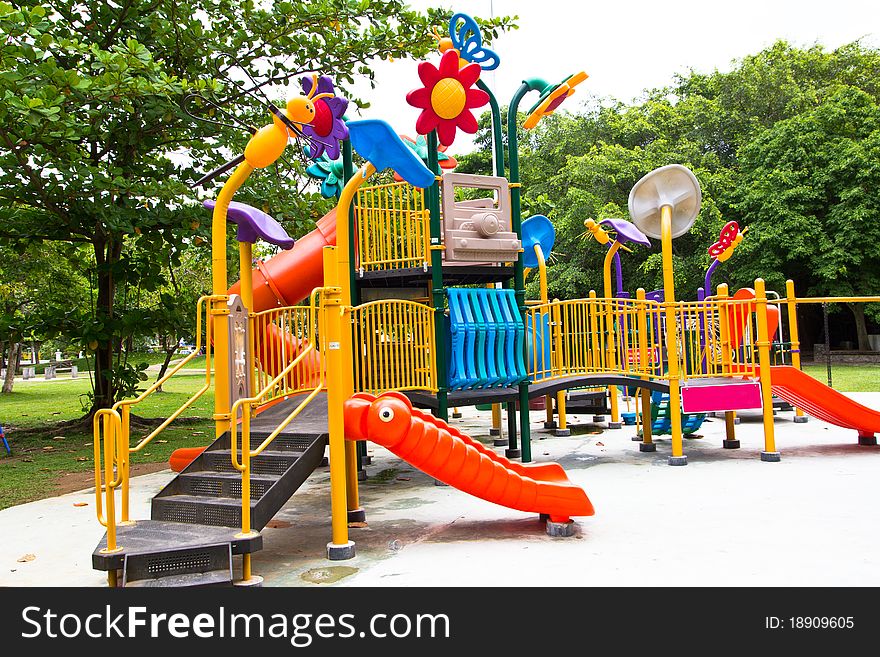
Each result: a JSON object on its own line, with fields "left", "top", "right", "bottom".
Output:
{"left": 88, "top": 13, "right": 880, "bottom": 587}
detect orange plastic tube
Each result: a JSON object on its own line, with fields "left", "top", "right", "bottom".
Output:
{"left": 169, "top": 446, "right": 206, "bottom": 472}
{"left": 727, "top": 287, "right": 780, "bottom": 348}
{"left": 344, "top": 392, "right": 594, "bottom": 522}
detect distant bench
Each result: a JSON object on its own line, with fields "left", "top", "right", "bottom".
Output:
{"left": 41, "top": 360, "right": 79, "bottom": 380}
{"left": 1, "top": 361, "right": 79, "bottom": 380}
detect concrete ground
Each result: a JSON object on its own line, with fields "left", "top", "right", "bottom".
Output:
{"left": 3, "top": 395, "right": 880, "bottom": 587}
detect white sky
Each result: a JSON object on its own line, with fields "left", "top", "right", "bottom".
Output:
{"left": 344, "top": 0, "right": 879, "bottom": 156}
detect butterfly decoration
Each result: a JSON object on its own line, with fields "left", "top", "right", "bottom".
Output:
{"left": 446, "top": 12, "right": 500, "bottom": 71}
{"left": 708, "top": 221, "right": 747, "bottom": 262}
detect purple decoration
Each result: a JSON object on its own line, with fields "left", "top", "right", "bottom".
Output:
{"left": 703, "top": 258, "right": 721, "bottom": 300}
{"left": 613, "top": 249, "right": 625, "bottom": 297}
{"left": 300, "top": 75, "right": 349, "bottom": 161}
{"left": 599, "top": 218, "right": 651, "bottom": 247}
{"left": 203, "top": 200, "right": 295, "bottom": 250}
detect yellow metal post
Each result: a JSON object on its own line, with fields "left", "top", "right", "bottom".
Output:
{"left": 724, "top": 412, "right": 737, "bottom": 444}
{"left": 119, "top": 404, "right": 133, "bottom": 524}
{"left": 489, "top": 404, "right": 507, "bottom": 447}
{"left": 785, "top": 280, "right": 808, "bottom": 423}
{"left": 549, "top": 296, "right": 569, "bottom": 436}
{"left": 534, "top": 243, "right": 557, "bottom": 430}
{"left": 322, "top": 247, "right": 355, "bottom": 558}
{"left": 755, "top": 279, "right": 780, "bottom": 462}
{"left": 239, "top": 242, "right": 254, "bottom": 314}
{"left": 603, "top": 242, "right": 623, "bottom": 428}
{"left": 660, "top": 205, "right": 686, "bottom": 465}
{"left": 237, "top": 242, "right": 256, "bottom": 400}
{"left": 635, "top": 288, "right": 655, "bottom": 452}
{"left": 236, "top": 406, "right": 257, "bottom": 581}
{"left": 99, "top": 411, "right": 123, "bottom": 554}
{"left": 334, "top": 164, "right": 377, "bottom": 525}
{"left": 212, "top": 162, "right": 254, "bottom": 439}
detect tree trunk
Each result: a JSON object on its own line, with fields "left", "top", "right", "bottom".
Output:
{"left": 154, "top": 344, "right": 178, "bottom": 391}
{"left": 2, "top": 341, "right": 19, "bottom": 393}
{"left": 849, "top": 303, "right": 870, "bottom": 352}
{"left": 89, "top": 235, "right": 123, "bottom": 415}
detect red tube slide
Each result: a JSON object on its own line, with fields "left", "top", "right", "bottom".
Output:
{"left": 228, "top": 208, "right": 337, "bottom": 310}
{"left": 344, "top": 391, "right": 595, "bottom": 523}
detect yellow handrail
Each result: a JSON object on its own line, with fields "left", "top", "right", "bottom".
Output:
{"left": 228, "top": 288, "right": 327, "bottom": 538}
{"left": 775, "top": 295, "right": 880, "bottom": 305}
{"left": 93, "top": 294, "right": 219, "bottom": 544}
{"left": 120, "top": 296, "right": 217, "bottom": 453}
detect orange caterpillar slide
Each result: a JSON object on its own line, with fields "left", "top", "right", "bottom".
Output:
{"left": 344, "top": 391, "right": 594, "bottom": 522}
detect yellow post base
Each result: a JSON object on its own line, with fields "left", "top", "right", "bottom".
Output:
{"left": 722, "top": 411, "right": 740, "bottom": 449}
{"left": 638, "top": 387, "right": 656, "bottom": 452}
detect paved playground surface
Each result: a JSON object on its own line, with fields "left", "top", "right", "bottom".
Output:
{"left": 3, "top": 396, "right": 880, "bottom": 587}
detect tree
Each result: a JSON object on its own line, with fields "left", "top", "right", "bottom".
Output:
{"left": 735, "top": 86, "right": 880, "bottom": 349}
{"left": 0, "top": 1, "right": 516, "bottom": 416}
{"left": 0, "top": 236, "right": 90, "bottom": 392}
{"left": 150, "top": 244, "right": 212, "bottom": 387}
{"left": 458, "top": 39, "right": 880, "bottom": 349}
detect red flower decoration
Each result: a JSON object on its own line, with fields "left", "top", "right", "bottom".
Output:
{"left": 406, "top": 49, "right": 489, "bottom": 147}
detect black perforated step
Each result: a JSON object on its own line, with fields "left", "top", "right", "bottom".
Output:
{"left": 176, "top": 471, "right": 281, "bottom": 499}
{"left": 122, "top": 543, "right": 232, "bottom": 588}
{"left": 93, "top": 394, "right": 329, "bottom": 578}
{"left": 200, "top": 449, "right": 304, "bottom": 475}
{"left": 151, "top": 494, "right": 255, "bottom": 528}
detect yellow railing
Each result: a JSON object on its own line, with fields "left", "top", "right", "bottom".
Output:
{"left": 352, "top": 299, "right": 437, "bottom": 394}
{"left": 229, "top": 288, "right": 327, "bottom": 546}
{"left": 526, "top": 294, "right": 770, "bottom": 383}
{"left": 250, "top": 303, "right": 321, "bottom": 403}
{"left": 527, "top": 296, "right": 665, "bottom": 381}
{"left": 354, "top": 181, "right": 430, "bottom": 272}
{"left": 93, "top": 294, "right": 219, "bottom": 551}
{"left": 672, "top": 296, "right": 760, "bottom": 380}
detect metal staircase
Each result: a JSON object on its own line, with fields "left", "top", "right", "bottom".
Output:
{"left": 152, "top": 430, "right": 326, "bottom": 530}
{"left": 92, "top": 395, "right": 329, "bottom": 588}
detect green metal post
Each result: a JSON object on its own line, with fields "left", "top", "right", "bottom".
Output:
{"left": 476, "top": 79, "right": 505, "bottom": 177}
{"left": 506, "top": 401, "right": 519, "bottom": 455}
{"left": 427, "top": 130, "right": 448, "bottom": 421}
{"left": 342, "top": 138, "right": 358, "bottom": 305}
{"left": 506, "top": 80, "right": 548, "bottom": 463}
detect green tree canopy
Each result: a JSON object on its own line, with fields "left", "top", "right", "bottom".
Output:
{"left": 0, "top": 0, "right": 514, "bottom": 414}
{"left": 461, "top": 40, "right": 880, "bottom": 347}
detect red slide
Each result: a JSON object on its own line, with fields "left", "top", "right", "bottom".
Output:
{"left": 344, "top": 392, "right": 594, "bottom": 523}
{"left": 768, "top": 365, "right": 880, "bottom": 440}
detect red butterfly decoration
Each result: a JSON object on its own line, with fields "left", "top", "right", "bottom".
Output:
{"left": 708, "top": 221, "right": 741, "bottom": 258}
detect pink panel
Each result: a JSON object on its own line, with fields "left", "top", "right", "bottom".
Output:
{"left": 681, "top": 382, "right": 763, "bottom": 414}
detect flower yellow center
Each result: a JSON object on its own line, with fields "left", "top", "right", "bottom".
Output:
{"left": 431, "top": 77, "right": 467, "bottom": 120}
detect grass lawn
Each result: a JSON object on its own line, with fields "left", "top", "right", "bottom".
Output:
{"left": 801, "top": 363, "right": 880, "bottom": 392}
{"left": 25, "top": 351, "right": 206, "bottom": 375}
{"left": 0, "top": 374, "right": 215, "bottom": 510}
